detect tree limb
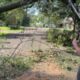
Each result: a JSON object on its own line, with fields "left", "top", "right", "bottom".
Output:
{"left": 68, "top": 0, "right": 80, "bottom": 20}
{"left": 0, "top": 0, "right": 38, "bottom": 13}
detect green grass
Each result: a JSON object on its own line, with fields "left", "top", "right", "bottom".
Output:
{"left": 52, "top": 47, "right": 80, "bottom": 72}
{"left": 0, "top": 56, "right": 35, "bottom": 80}
{"left": 0, "top": 26, "right": 22, "bottom": 35}
{"left": 0, "top": 26, "right": 10, "bottom": 30}
{"left": 47, "top": 28, "right": 74, "bottom": 46}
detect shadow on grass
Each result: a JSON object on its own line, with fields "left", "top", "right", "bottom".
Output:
{"left": 0, "top": 33, "right": 46, "bottom": 39}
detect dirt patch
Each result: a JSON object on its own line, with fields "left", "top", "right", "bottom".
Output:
{"left": 32, "top": 61, "right": 63, "bottom": 75}
{"left": 16, "top": 60, "right": 76, "bottom": 80}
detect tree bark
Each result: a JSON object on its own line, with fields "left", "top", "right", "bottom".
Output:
{"left": 0, "top": 0, "right": 38, "bottom": 13}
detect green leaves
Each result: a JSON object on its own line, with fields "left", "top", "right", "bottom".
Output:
{"left": 47, "top": 28, "right": 74, "bottom": 46}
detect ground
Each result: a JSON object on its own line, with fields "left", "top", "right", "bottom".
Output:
{"left": 0, "top": 27, "right": 78, "bottom": 80}
{"left": 16, "top": 61, "right": 76, "bottom": 80}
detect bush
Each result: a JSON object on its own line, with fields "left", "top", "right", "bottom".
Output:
{"left": 47, "top": 28, "right": 74, "bottom": 46}
{"left": 0, "top": 56, "right": 35, "bottom": 80}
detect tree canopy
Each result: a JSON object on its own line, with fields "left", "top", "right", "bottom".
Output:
{"left": 0, "top": 0, "right": 79, "bottom": 13}
{"left": 0, "top": 0, "right": 80, "bottom": 28}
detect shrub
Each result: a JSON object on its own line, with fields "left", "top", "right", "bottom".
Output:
{"left": 47, "top": 28, "right": 74, "bottom": 46}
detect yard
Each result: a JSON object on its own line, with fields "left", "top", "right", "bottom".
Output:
{"left": 0, "top": 27, "right": 79, "bottom": 80}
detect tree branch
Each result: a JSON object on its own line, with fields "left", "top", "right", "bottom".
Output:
{"left": 68, "top": 0, "right": 80, "bottom": 20}
{"left": 0, "top": 0, "right": 38, "bottom": 13}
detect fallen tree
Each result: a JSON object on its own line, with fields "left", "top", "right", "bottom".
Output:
{"left": 0, "top": 0, "right": 38, "bottom": 13}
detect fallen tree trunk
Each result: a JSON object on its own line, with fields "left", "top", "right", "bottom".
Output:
{"left": 0, "top": 0, "right": 38, "bottom": 13}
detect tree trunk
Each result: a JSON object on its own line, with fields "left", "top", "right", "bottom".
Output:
{"left": 72, "top": 16, "right": 76, "bottom": 32}
{"left": 0, "top": 0, "right": 38, "bottom": 13}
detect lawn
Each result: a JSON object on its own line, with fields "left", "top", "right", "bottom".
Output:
{"left": 0, "top": 26, "right": 23, "bottom": 35}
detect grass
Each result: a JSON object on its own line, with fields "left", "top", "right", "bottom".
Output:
{"left": 0, "top": 26, "right": 23, "bottom": 40}
{"left": 31, "top": 48, "right": 80, "bottom": 72}
{"left": 0, "top": 26, "right": 23, "bottom": 35}
{"left": 52, "top": 47, "right": 80, "bottom": 72}
{"left": 33, "top": 47, "right": 80, "bottom": 72}
{"left": 0, "top": 27, "right": 79, "bottom": 79}
{"left": 0, "top": 50, "right": 49, "bottom": 80}
{"left": 0, "top": 48, "right": 79, "bottom": 80}
{"left": 0, "top": 56, "right": 35, "bottom": 80}
{"left": 47, "top": 28, "right": 80, "bottom": 71}
{"left": 0, "top": 26, "right": 10, "bottom": 30}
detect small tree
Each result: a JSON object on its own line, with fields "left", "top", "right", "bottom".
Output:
{"left": 6, "top": 12, "right": 17, "bottom": 29}
{"left": 22, "top": 14, "right": 30, "bottom": 27}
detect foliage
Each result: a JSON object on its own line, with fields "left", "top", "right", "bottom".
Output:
{"left": 0, "top": 26, "right": 10, "bottom": 30}
{"left": 0, "top": 56, "right": 35, "bottom": 80}
{"left": 5, "top": 8, "right": 25, "bottom": 28}
{"left": 0, "top": 0, "right": 79, "bottom": 28}
{"left": 47, "top": 28, "right": 74, "bottom": 46}
{"left": 0, "top": 0, "right": 27, "bottom": 28}
{"left": 52, "top": 47, "right": 80, "bottom": 71}
{"left": 0, "top": 0, "right": 20, "bottom": 7}
{"left": 6, "top": 12, "right": 17, "bottom": 26}
{"left": 22, "top": 15, "right": 31, "bottom": 26}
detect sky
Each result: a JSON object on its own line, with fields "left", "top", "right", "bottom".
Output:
{"left": 27, "top": 5, "right": 39, "bottom": 16}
